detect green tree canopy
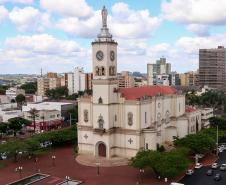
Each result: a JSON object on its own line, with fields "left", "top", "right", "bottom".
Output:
{"left": 20, "top": 82, "right": 37, "bottom": 94}
{"left": 45, "top": 86, "right": 68, "bottom": 100}
{"left": 15, "top": 94, "right": 25, "bottom": 103}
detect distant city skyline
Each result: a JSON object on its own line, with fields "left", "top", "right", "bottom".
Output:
{"left": 1, "top": 0, "right": 226, "bottom": 74}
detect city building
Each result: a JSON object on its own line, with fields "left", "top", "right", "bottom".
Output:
{"left": 200, "top": 108, "right": 214, "bottom": 128}
{"left": 147, "top": 58, "right": 171, "bottom": 85}
{"left": 23, "top": 109, "right": 63, "bottom": 132}
{"left": 199, "top": 46, "right": 226, "bottom": 90}
{"left": 5, "top": 87, "right": 25, "bottom": 100}
{"left": 118, "top": 71, "right": 135, "bottom": 88}
{"left": 0, "top": 109, "right": 22, "bottom": 122}
{"left": 37, "top": 72, "right": 61, "bottom": 96}
{"left": 180, "top": 71, "right": 198, "bottom": 87}
{"left": 169, "top": 72, "right": 181, "bottom": 86}
{"left": 77, "top": 7, "right": 202, "bottom": 159}
{"left": 156, "top": 74, "right": 170, "bottom": 86}
{"left": 22, "top": 102, "right": 75, "bottom": 118}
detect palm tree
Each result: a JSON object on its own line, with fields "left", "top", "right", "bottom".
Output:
{"left": 28, "top": 108, "right": 39, "bottom": 133}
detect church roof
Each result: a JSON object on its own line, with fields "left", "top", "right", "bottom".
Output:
{"left": 120, "top": 86, "right": 177, "bottom": 100}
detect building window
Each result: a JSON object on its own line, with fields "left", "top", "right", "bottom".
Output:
{"left": 166, "top": 111, "right": 170, "bottom": 123}
{"left": 157, "top": 113, "right": 161, "bottom": 126}
{"left": 145, "top": 112, "right": 147, "bottom": 123}
{"left": 98, "top": 97, "right": 103, "bottom": 104}
{"left": 84, "top": 109, "right": 88, "bottom": 122}
{"left": 98, "top": 114, "right": 104, "bottom": 129}
{"left": 179, "top": 103, "right": 180, "bottom": 112}
{"left": 145, "top": 143, "right": 149, "bottom": 150}
{"left": 128, "top": 112, "right": 133, "bottom": 126}
{"left": 115, "top": 115, "right": 117, "bottom": 122}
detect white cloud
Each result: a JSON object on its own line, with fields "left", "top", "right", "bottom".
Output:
{"left": 56, "top": 2, "right": 161, "bottom": 39}
{"left": 0, "top": 5, "right": 8, "bottom": 22}
{"left": 161, "top": 0, "right": 226, "bottom": 25}
{"left": 0, "top": 34, "right": 89, "bottom": 73}
{"left": 56, "top": 10, "right": 101, "bottom": 38}
{"left": 9, "top": 6, "right": 50, "bottom": 32}
{"left": 40, "top": 0, "right": 93, "bottom": 18}
{"left": 0, "top": 0, "right": 33, "bottom": 4}
{"left": 186, "top": 24, "right": 209, "bottom": 36}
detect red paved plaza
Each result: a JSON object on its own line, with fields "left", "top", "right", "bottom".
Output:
{"left": 0, "top": 146, "right": 169, "bottom": 185}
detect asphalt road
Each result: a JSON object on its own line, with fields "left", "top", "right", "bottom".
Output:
{"left": 180, "top": 151, "right": 226, "bottom": 185}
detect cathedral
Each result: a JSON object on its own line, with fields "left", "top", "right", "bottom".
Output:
{"left": 77, "top": 7, "right": 201, "bottom": 158}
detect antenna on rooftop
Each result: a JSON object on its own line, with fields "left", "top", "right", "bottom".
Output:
{"left": 41, "top": 68, "right": 43, "bottom": 77}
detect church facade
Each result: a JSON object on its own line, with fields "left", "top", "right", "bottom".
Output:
{"left": 77, "top": 7, "right": 201, "bottom": 158}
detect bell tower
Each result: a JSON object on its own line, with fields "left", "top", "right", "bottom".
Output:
{"left": 92, "top": 6, "right": 119, "bottom": 130}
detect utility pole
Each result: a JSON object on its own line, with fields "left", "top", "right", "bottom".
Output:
{"left": 216, "top": 125, "right": 219, "bottom": 156}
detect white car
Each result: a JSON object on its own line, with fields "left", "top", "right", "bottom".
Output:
{"left": 220, "top": 164, "right": 226, "bottom": 171}
{"left": 212, "top": 163, "right": 218, "bottom": 169}
{"left": 195, "top": 163, "right": 203, "bottom": 169}
{"left": 186, "top": 169, "right": 194, "bottom": 175}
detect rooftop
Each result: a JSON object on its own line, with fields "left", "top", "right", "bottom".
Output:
{"left": 120, "top": 86, "right": 177, "bottom": 100}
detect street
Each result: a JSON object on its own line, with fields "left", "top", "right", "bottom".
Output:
{"left": 180, "top": 151, "right": 226, "bottom": 185}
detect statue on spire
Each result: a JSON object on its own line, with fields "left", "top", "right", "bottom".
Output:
{"left": 101, "top": 6, "right": 108, "bottom": 28}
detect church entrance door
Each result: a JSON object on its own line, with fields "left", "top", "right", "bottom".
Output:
{"left": 98, "top": 143, "right": 106, "bottom": 157}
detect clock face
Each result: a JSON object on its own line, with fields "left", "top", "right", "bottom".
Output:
{"left": 110, "top": 51, "right": 115, "bottom": 61}
{"left": 96, "top": 50, "right": 104, "bottom": 61}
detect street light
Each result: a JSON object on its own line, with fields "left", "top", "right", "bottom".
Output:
{"left": 139, "top": 169, "right": 144, "bottom": 184}
{"left": 51, "top": 155, "right": 56, "bottom": 166}
{"left": 95, "top": 163, "right": 100, "bottom": 175}
{"left": 216, "top": 125, "right": 219, "bottom": 156}
{"left": 16, "top": 166, "right": 23, "bottom": 179}
{"left": 65, "top": 176, "right": 70, "bottom": 185}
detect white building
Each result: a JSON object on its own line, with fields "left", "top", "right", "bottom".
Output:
{"left": 156, "top": 74, "right": 170, "bottom": 86}
{"left": 22, "top": 102, "right": 75, "bottom": 118}
{"left": 67, "top": 67, "right": 86, "bottom": 95}
{"left": 0, "top": 109, "right": 22, "bottom": 122}
{"left": 200, "top": 108, "right": 214, "bottom": 128}
{"left": 5, "top": 87, "right": 25, "bottom": 100}
{"left": 77, "top": 7, "right": 202, "bottom": 159}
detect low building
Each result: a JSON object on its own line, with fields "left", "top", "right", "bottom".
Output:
{"left": 5, "top": 87, "right": 25, "bottom": 100}
{"left": 200, "top": 108, "right": 214, "bottom": 128}
{"left": 0, "top": 109, "right": 22, "bottom": 122}
{"left": 23, "top": 109, "right": 63, "bottom": 132}
{"left": 22, "top": 102, "right": 75, "bottom": 118}
{"left": 0, "top": 95, "right": 11, "bottom": 104}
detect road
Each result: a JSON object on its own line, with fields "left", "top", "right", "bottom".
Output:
{"left": 180, "top": 151, "right": 226, "bottom": 185}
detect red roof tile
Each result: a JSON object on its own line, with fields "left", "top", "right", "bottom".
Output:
{"left": 120, "top": 86, "right": 177, "bottom": 100}
{"left": 185, "top": 106, "right": 196, "bottom": 113}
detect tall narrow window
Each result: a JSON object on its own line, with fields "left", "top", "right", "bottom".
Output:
{"left": 145, "top": 112, "right": 147, "bottom": 123}
{"left": 165, "top": 111, "right": 170, "bottom": 123}
{"left": 84, "top": 109, "right": 88, "bottom": 122}
{"left": 98, "top": 97, "right": 103, "bottom": 104}
{"left": 128, "top": 112, "right": 133, "bottom": 126}
{"left": 145, "top": 143, "right": 149, "bottom": 150}
{"left": 98, "top": 115, "right": 104, "bottom": 129}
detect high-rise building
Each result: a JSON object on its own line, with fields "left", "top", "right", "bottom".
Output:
{"left": 169, "top": 72, "right": 181, "bottom": 86}
{"left": 180, "top": 71, "right": 198, "bottom": 86}
{"left": 37, "top": 72, "right": 61, "bottom": 96}
{"left": 118, "top": 71, "right": 135, "bottom": 88}
{"left": 199, "top": 46, "right": 226, "bottom": 90}
{"left": 147, "top": 58, "right": 171, "bottom": 85}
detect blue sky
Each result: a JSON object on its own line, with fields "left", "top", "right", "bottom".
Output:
{"left": 0, "top": 0, "right": 226, "bottom": 74}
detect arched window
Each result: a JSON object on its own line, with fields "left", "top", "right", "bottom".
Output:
{"left": 98, "top": 97, "right": 103, "bottom": 104}
{"left": 98, "top": 115, "right": 104, "bottom": 129}
{"left": 95, "top": 66, "right": 100, "bottom": 76}
{"left": 157, "top": 113, "right": 161, "bottom": 126}
{"left": 165, "top": 111, "right": 170, "bottom": 123}
{"left": 84, "top": 109, "right": 88, "bottom": 122}
{"left": 128, "top": 112, "right": 133, "bottom": 126}
{"left": 102, "top": 67, "right": 105, "bottom": 75}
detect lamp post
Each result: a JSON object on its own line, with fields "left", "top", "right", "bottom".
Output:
{"left": 65, "top": 176, "right": 70, "bottom": 185}
{"left": 34, "top": 157, "right": 38, "bottom": 172}
{"left": 51, "top": 155, "right": 56, "bottom": 167}
{"left": 216, "top": 125, "right": 219, "bottom": 156}
{"left": 139, "top": 169, "right": 144, "bottom": 184}
{"left": 95, "top": 163, "right": 100, "bottom": 175}
{"left": 17, "top": 166, "right": 23, "bottom": 179}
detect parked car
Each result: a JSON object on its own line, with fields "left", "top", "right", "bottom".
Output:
{"left": 221, "top": 144, "right": 226, "bottom": 150}
{"left": 186, "top": 169, "right": 194, "bottom": 175}
{"left": 214, "top": 174, "right": 222, "bottom": 181}
{"left": 195, "top": 163, "right": 203, "bottom": 169}
{"left": 220, "top": 164, "right": 226, "bottom": 171}
{"left": 206, "top": 169, "right": 213, "bottom": 176}
{"left": 212, "top": 163, "right": 218, "bottom": 169}
{"left": 0, "top": 152, "right": 7, "bottom": 160}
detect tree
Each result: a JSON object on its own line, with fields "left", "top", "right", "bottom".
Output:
{"left": 130, "top": 148, "right": 190, "bottom": 178}
{"left": 28, "top": 108, "right": 39, "bottom": 132}
{"left": 8, "top": 118, "right": 24, "bottom": 137}
{"left": 45, "top": 86, "right": 68, "bottom": 100}
{"left": 0, "top": 123, "right": 8, "bottom": 136}
{"left": 15, "top": 94, "right": 26, "bottom": 109}
{"left": 20, "top": 82, "right": 37, "bottom": 94}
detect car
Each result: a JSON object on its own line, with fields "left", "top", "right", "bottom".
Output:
{"left": 206, "top": 169, "right": 213, "bottom": 176}
{"left": 214, "top": 174, "right": 222, "bottom": 181}
{"left": 218, "top": 148, "right": 224, "bottom": 153}
{"left": 212, "top": 163, "right": 218, "bottom": 169}
{"left": 221, "top": 144, "right": 226, "bottom": 150}
{"left": 186, "top": 169, "right": 194, "bottom": 175}
{"left": 0, "top": 152, "right": 7, "bottom": 160}
{"left": 195, "top": 163, "right": 203, "bottom": 169}
{"left": 220, "top": 164, "right": 226, "bottom": 171}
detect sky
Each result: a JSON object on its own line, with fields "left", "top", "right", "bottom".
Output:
{"left": 1, "top": 0, "right": 226, "bottom": 74}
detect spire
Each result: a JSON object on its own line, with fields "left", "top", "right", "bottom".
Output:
{"left": 97, "top": 6, "right": 112, "bottom": 41}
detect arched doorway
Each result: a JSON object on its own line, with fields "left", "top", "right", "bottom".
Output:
{"left": 98, "top": 143, "right": 106, "bottom": 157}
